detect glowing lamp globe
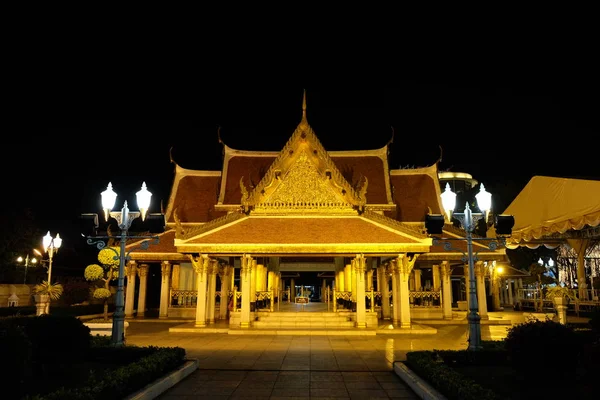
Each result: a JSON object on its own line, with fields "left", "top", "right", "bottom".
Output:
{"left": 43, "top": 231, "right": 52, "bottom": 252}
{"left": 136, "top": 182, "right": 152, "bottom": 221}
{"left": 53, "top": 233, "right": 62, "bottom": 249}
{"left": 475, "top": 183, "right": 492, "bottom": 215}
{"left": 101, "top": 182, "right": 118, "bottom": 221}
{"left": 440, "top": 183, "right": 457, "bottom": 221}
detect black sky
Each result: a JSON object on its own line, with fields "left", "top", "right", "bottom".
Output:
{"left": 5, "top": 83, "right": 599, "bottom": 260}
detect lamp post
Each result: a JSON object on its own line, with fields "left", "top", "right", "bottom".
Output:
{"left": 427, "top": 183, "right": 514, "bottom": 351}
{"left": 85, "top": 182, "right": 159, "bottom": 347}
{"left": 43, "top": 232, "right": 62, "bottom": 287}
{"left": 42, "top": 232, "right": 62, "bottom": 313}
{"left": 16, "top": 249, "right": 42, "bottom": 284}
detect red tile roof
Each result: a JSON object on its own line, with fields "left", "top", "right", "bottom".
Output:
{"left": 390, "top": 165, "right": 444, "bottom": 222}
{"left": 184, "top": 216, "right": 421, "bottom": 245}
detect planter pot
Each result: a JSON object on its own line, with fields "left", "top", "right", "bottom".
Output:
{"left": 34, "top": 294, "right": 49, "bottom": 316}
{"left": 84, "top": 321, "right": 129, "bottom": 337}
{"left": 553, "top": 296, "right": 569, "bottom": 307}
{"left": 552, "top": 296, "right": 569, "bottom": 325}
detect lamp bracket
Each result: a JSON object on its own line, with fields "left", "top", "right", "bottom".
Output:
{"left": 86, "top": 235, "right": 160, "bottom": 263}
{"left": 432, "top": 236, "right": 507, "bottom": 263}
{"left": 452, "top": 211, "right": 486, "bottom": 233}
{"left": 432, "top": 237, "right": 471, "bottom": 263}
{"left": 109, "top": 210, "right": 141, "bottom": 230}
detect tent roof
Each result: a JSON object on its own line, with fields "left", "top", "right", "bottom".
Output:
{"left": 497, "top": 176, "right": 600, "bottom": 245}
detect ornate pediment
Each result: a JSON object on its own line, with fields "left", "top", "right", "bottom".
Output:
{"left": 240, "top": 95, "right": 367, "bottom": 215}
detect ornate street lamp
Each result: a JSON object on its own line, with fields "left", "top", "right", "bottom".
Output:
{"left": 16, "top": 249, "right": 42, "bottom": 284}
{"left": 42, "top": 232, "right": 62, "bottom": 313}
{"left": 426, "top": 183, "right": 514, "bottom": 351}
{"left": 84, "top": 182, "right": 163, "bottom": 347}
{"left": 43, "top": 232, "right": 62, "bottom": 287}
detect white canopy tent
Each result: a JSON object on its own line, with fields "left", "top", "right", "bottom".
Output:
{"left": 499, "top": 176, "right": 600, "bottom": 247}
{"left": 489, "top": 176, "right": 600, "bottom": 298}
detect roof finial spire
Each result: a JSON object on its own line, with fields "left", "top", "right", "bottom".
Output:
{"left": 301, "top": 89, "right": 308, "bottom": 126}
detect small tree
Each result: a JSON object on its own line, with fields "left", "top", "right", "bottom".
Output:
{"left": 84, "top": 246, "right": 120, "bottom": 321}
{"left": 522, "top": 262, "right": 555, "bottom": 311}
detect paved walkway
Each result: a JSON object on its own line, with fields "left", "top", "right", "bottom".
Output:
{"left": 125, "top": 311, "right": 589, "bottom": 399}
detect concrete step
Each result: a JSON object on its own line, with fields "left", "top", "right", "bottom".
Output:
{"left": 253, "top": 320, "right": 356, "bottom": 328}
{"left": 254, "top": 311, "right": 355, "bottom": 329}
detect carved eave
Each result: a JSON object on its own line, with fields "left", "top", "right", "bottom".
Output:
{"left": 177, "top": 211, "right": 247, "bottom": 241}
{"left": 164, "top": 163, "right": 221, "bottom": 223}
{"left": 241, "top": 120, "right": 367, "bottom": 214}
{"left": 175, "top": 213, "right": 432, "bottom": 256}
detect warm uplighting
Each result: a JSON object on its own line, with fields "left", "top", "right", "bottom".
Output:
{"left": 497, "top": 266, "right": 504, "bottom": 274}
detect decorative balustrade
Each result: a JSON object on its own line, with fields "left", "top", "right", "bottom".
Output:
{"left": 517, "top": 287, "right": 600, "bottom": 313}
{"left": 170, "top": 289, "right": 197, "bottom": 308}
{"left": 409, "top": 290, "right": 441, "bottom": 307}
{"left": 332, "top": 290, "right": 352, "bottom": 312}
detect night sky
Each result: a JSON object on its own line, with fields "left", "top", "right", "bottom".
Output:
{"left": 4, "top": 83, "right": 599, "bottom": 270}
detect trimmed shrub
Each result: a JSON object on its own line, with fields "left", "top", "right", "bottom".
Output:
{"left": 588, "top": 306, "right": 600, "bottom": 335}
{"left": 504, "top": 320, "right": 579, "bottom": 379}
{"left": 22, "top": 315, "right": 92, "bottom": 365}
{"left": 0, "top": 322, "right": 32, "bottom": 398}
{"left": 405, "top": 351, "right": 500, "bottom": 400}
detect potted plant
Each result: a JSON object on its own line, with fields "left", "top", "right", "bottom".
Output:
{"left": 33, "top": 280, "right": 64, "bottom": 315}
{"left": 545, "top": 285, "right": 574, "bottom": 304}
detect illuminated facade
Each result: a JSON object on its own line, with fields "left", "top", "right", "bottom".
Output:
{"left": 126, "top": 94, "right": 509, "bottom": 331}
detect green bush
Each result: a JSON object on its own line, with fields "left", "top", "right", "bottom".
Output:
{"left": 20, "top": 315, "right": 91, "bottom": 365}
{"left": 504, "top": 320, "right": 579, "bottom": 379}
{"left": 0, "top": 322, "right": 32, "bottom": 398}
{"left": 52, "top": 303, "right": 114, "bottom": 318}
{"left": 405, "top": 351, "right": 500, "bottom": 400}
{"left": 61, "top": 281, "right": 92, "bottom": 306}
{"left": 40, "top": 346, "right": 187, "bottom": 400}
{"left": 0, "top": 305, "right": 36, "bottom": 317}
{"left": 588, "top": 306, "right": 600, "bottom": 335}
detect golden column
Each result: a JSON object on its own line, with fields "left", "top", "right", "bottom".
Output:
{"left": 475, "top": 261, "right": 488, "bottom": 320}
{"left": 250, "top": 258, "right": 257, "bottom": 311}
{"left": 218, "top": 265, "right": 231, "bottom": 321}
{"left": 379, "top": 264, "right": 391, "bottom": 320}
{"left": 124, "top": 260, "right": 138, "bottom": 318}
{"left": 433, "top": 264, "right": 441, "bottom": 292}
{"left": 441, "top": 261, "right": 453, "bottom": 320}
{"left": 354, "top": 254, "right": 367, "bottom": 328}
{"left": 136, "top": 264, "right": 149, "bottom": 317}
{"left": 398, "top": 254, "right": 418, "bottom": 329}
{"left": 391, "top": 259, "right": 400, "bottom": 325}
{"left": 207, "top": 260, "right": 218, "bottom": 324}
{"left": 190, "top": 255, "right": 208, "bottom": 328}
{"left": 159, "top": 261, "right": 171, "bottom": 319}
{"left": 240, "top": 255, "right": 253, "bottom": 328}
{"left": 171, "top": 263, "right": 180, "bottom": 291}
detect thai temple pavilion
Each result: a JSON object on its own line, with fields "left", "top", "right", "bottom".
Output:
{"left": 125, "top": 93, "right": 512, "bottom": 332}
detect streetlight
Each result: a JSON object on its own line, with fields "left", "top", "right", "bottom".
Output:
{"left": 426, "top": 183, "right": 514, "bottom": 351}
{"left": 43, "top": 232, "right": 62, "bottom": 287}
{"left": 42, "top": 232, "right": 62, "bottom": 313}
{"left": 83, "top": 182, "right": 163, "bottom": 347}
{"left": 16, "top": 249, "right": 42, "bottom": 284}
